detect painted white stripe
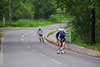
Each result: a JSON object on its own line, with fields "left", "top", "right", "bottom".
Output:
{"left": 32, "top": 49, "right": 36, "bottom": 52}
{"left": 32, "top": 49, "right": 35, "bottom": 52}
{"left": 21, "top": 38, "right": 24, "bottom": 41}
{"left": 22, "top": 35, "right": 24, "bottom": 38}
{"left": 39, "top": 53, "right": 46, "bottom": 57}
{"left": 51, "top": 59, "right": 62, "bottom": 65}
{"left": 27, "top": 45, "right": 31, "bottom": 48}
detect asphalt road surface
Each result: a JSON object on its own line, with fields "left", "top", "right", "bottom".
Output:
{"left": 0, "top": 24, "right": 100, "bottom": 67}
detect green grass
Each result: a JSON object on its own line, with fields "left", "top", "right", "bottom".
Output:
{"left": 47, "top": 31, "right": 56, "bottom": 37}
{"left": 73, "top": 41, "right": 100, "bottom": 51}
{"left": 65, "top": 29, "right": 100, "bottom": 52}
{"left": 0, "top": 19, "right": 59, "bottom": 28}
{"left": 0, "top": 14, "right": 69, "bottom": 28}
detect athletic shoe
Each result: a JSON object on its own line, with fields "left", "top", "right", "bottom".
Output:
{"left": 57, "top": 50, "right": 60, "bottom": 54}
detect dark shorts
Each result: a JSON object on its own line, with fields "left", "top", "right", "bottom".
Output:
{"left": 39, "top": 34, "right": 42, "bottom": 36}
{"left": 60, "top": 38, "right": 66, "bottom": 43}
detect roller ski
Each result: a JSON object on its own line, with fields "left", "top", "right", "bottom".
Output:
{"left": 60, "top": 47, "right": 65, "bottom": 54}
{"left": 57, "top": 47, "right": 65, "bottom": 54}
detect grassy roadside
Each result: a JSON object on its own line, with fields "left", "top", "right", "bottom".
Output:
{"left": 0, "top": 19, "right": 61, "bottom": 28}
{"left": 65, "top": 29, "right": 100, "bottom": 52}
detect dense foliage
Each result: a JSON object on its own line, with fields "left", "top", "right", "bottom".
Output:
{"left": 0, "top": 0, "right": 57, "bottom": 20}
{"left": 56, "top": 0, "right": 100, "bottom": 44}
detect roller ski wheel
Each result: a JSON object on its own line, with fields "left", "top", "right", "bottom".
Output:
{"left": 61, "top": 51, "right": 65, "bottom": 54}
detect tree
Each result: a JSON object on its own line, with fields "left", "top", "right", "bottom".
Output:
{"left": 56, "top": 0, "right": 100, "bottom": 44}
{"left": 91, "top": 0, "right": 95, "bottom": 45}
{"left": 9, "top": 0, "right": 11, "bottom": 25}
{"left": 56, "top": 0, "right": 92, "bottom": 44}
{"left": 33, "top": 0, "right": 57, "bottom": 19}
{"left": 0, "top": 0, "right": 8, "bottom": 21}
{"left": 12, "top": 0, "right": 34, "bottom": 20}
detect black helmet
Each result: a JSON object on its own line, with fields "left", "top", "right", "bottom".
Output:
{"left": 39, "top": 27, "right": 41, "bottom": 30}
{"left": 39, "top": 28, "right": 41, "bottom": 30}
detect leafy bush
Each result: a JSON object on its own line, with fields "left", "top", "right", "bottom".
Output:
{"left": 71, "top": 29, "right": 100, "bottom": 51}
{"left": 49, "top": 14, "right": 66, "bottom": 23}
{"left": 0, "top": 19, "right": 58, "bottom": 27}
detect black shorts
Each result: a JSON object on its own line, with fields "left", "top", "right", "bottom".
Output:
{"left": 39, "top": 34, "right": 42, "bottom": 36}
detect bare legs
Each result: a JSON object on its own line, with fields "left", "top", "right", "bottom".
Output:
{"left": 39, "top": 36, "right": 44, "bottom": 42}
{"left": 57, "top": 42, "right": 66, "bottom": 54}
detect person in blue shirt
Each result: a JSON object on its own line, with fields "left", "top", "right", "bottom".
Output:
{"left": 57, "top": 29, "right": 66, "bottom": 54}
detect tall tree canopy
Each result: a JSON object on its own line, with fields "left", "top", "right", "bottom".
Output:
{"left": 56, "top": 0, "right": 100, "bottom": 44}
{"left": 0, "top": 0, "right": 57, "bottom": 20}
{"left": 33, "top": 0, "right": 57, "bottom": 19}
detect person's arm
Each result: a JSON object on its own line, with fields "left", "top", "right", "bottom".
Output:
{"left": 58, "top": 34, "right": 60, "bottom": 40}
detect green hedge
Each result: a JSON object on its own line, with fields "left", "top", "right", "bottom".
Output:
{"left": 66, "top": 29, "right": 100, "bottom": 51}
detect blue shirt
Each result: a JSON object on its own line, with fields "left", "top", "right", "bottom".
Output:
{"left": 60, "top": 32, "right": 66, "bottom": 39}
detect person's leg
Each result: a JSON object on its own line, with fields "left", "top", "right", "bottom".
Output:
{"left": 39, "top": 36, "right": 41, "bottom": 42}
{"left": 62, "top": 42, "right": 66, "bottom": 49}
{"left": 57, "top": 41, "right": 61, "bottom": 54}
{"left": 41, "top": 36, "right": 44, "bottom": 42}
{"left": 58, "top": 42, "right": 61, "bottom": 50}
{"left": 60, "top": 42, "right": 65, "bottom": 54}
{"left": 57, "top": 39, "right": 59, "bottom": 46}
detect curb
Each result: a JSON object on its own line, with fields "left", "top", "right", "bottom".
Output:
{"left": 44, "top": 31, "right": 100, "bottom": 58}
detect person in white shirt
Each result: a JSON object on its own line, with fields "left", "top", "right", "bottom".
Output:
{"left": 37, "top": 27, "right": 44, "bottom": 42}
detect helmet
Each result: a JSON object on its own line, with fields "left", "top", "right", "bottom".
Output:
{"left": 62, "top": 29, "right": 64, "bottom": 31}
{"left": 39, "top": 27, "right": 41, "bottom": 30}
{"left": 61, "top": 29, "right": 64, "bottom": 31}
{"left": 58, "top": 28, "right": 62, "bottom": 31}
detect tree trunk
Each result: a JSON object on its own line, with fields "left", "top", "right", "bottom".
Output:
{"left": 9, "top": 0, "right": 11, "bottom": 25}
{"left": 91, "top": 7, "right": 95, "bottom": 45}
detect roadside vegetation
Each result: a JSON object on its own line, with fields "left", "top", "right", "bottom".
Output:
{"left": 0, "top": 14, "right": 67, "bottom": 27}
{"left": 56, "top": 0, "right": 100, "bottom": 51}
{"left": 0, "top": 19, "right": 58, "bottom": 27}
{"left": 66, "top": 29, "right": 100, "bottom": 52}
{"left": 0, "top": 0, "right": 67, "bottom": 27}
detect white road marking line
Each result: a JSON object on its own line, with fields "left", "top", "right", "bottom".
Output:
{"left": 51, "top": 59, "right": 62, "bottom": 65}
{"left": 21, "top": 38, "right": 24, "bottom": 41}
{"left": 27, "top": 45, "right": 31, "bottom": 48}
{"left": 39, "top": 53, "right": 46, "bottom": 57}
{"left": 22, "top": 35, "right": 24, "bottom": 38}
{"left": 32, "top": 49, "right": 36, "bottom": 52}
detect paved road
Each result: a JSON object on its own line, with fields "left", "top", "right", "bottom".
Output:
{"left": 0, "top": 24, "right": 100, "bottom": 67}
